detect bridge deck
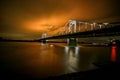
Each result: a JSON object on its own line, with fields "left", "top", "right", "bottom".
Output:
{"left": 40, "top": 25, "right": 120, "bottom": 40}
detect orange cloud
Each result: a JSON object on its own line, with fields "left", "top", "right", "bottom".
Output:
{"left": 0, "top": 0, "right": 120, "bottom": 39}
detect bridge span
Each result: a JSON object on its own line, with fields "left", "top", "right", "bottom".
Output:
{"left": 39, "top": 20, "right": 120, "bottom": 46}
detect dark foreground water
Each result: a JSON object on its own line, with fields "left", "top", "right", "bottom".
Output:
{"left": 0, "top": 42, "right": 120, "bottom": 79}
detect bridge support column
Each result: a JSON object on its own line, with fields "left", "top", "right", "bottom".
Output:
{"left": 67, "top": 38, "right": 77, "bottom": 46}
{"left": 41, "top": 33, "right": 47, "bottom": 44}
{"left": 41, "top": 39, "right": 46, "bottom": 44}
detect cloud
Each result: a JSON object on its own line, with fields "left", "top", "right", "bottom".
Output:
{"left": 0, "top": 0, "right": 120, "bottom": 39}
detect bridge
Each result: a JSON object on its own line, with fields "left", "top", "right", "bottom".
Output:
{"left": 39, "top": 20, "right": 120, "bottom": 46}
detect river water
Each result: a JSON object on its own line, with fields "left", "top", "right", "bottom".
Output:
{"left": 0, "top": 42, "right": 120, "bottom": 79}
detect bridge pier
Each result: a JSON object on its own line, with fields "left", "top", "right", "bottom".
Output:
{"left": 41, "top": 33, "right": 47, "bottom": 44}
{"left": 67, "top": 38, "right": 77, "bottom": 46}
{"left": 41, "top": 39, "right": 46, "bottom": 44}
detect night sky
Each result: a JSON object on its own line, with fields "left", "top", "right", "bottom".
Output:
{"left": 0, "top": 0, "right": 120, "bottom": 40}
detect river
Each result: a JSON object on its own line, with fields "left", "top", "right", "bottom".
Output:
{"left": 0, "top": 42, "right": 119, "bottom": 79}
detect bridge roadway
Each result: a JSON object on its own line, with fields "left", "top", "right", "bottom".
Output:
{"left": 40, "top": 25, "right": 120, "bottom": 40}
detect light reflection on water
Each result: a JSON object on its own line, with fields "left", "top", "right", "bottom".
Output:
{"left": 0, "top": 42, "right": 120, "bottom": 78}
{"left": 64, "top": 46, "right": 97, "bottom": 72}
{"left": 64, "top": 46, "right": 81, "bottom": 72}
{"left": 111, "top": 46, "right": 116, "bottom": 62}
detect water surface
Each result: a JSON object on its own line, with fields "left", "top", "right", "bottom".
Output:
{"left": 0, "top": 42, "right": 119, "bottom": 78}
